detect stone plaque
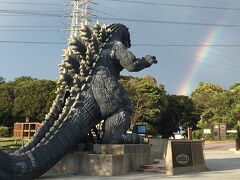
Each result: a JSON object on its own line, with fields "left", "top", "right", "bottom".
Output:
{"left": 171, "top": 141, "right": 193, "bottom": 167}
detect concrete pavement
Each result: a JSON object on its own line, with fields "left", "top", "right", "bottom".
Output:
{"left": 40, "top": 141, "right": 240, "bottom": 180}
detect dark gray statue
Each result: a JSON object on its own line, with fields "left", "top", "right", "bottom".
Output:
{"left": 0, "top": 23, "right": 157, "bottom": 179}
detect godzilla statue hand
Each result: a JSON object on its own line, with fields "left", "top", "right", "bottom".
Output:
{"left": 144, "top": 55, "right": 157, "bottom": 65}
{"left": 0, "top": 23, "right": 157, "bottom": 179}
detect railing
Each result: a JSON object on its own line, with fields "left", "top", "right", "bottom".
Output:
{"left": 13, "top": 122, "right": 41, "bottom": 139}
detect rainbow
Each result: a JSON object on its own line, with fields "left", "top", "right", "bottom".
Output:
{"left": 177, "top": 28, "right": 220, "bottom": 95}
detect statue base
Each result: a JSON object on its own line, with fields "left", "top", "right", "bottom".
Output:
{"left": 165, "top": 140, "right": 206, "bottom": 175}
{"left": 47, "top": 144, "right": 152, "bottom": 176}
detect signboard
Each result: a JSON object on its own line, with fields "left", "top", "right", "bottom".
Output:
{"left": 203, "top": 129, "right": 211, "bottom": 134}
{"left": 174, "top": 134, "right": 182, "bottom": 140}
{"left": 171, "top": 141, "right": 193, "bottom": 167}
{"left": 135, "top": 125, "right": 146, "bottom": 134}
{"left": 213, "top": 123, "right": 227, "bottom": 140}
{"left": 227, "top": 130, "right": 238, "bottom": 133}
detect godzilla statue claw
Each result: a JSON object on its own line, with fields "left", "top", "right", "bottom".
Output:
{"left": 0, "top": 23, "right": 157, "bottom": 179}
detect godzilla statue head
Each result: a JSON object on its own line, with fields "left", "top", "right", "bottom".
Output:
{"left": 106, "top": 23, "right": 131, "bottom": 48}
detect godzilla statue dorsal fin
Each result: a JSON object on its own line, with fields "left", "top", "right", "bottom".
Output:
{"left": 16, "top": 22, "right": 116, "bottom": 155}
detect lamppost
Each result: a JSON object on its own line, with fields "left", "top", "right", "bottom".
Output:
{"left": 236, "top": 121, "right": 240, "bottom": 150}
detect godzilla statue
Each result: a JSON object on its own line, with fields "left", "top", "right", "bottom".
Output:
{"left": 0, "top": 22, "right": 157, "bottom": 179}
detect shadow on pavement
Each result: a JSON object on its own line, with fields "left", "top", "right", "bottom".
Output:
{"left": 206, "top": 157, "right": 240, "bottom": 171}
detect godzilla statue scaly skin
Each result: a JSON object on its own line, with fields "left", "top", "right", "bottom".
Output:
{"left": 0, "top": 23, "right": 157, "bottom": 179}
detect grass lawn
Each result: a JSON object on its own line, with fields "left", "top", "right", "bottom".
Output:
{"left": 0, "top": 137, "right": 26, "bottom": 153}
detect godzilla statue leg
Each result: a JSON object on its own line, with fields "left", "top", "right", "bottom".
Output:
{"left": 101, "top": 108, "right": 131, "bottom": 144}
{"left": 92, "top": 69, "right": 143, "bottom": 144}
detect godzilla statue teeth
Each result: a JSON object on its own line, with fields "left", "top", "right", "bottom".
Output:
{"left": 0, "top": 22, "right": 157, "bottom": 179}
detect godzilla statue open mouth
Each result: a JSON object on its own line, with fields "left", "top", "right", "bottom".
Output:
{"left": 0, "top": 22, "right": 157, "bottom": 180}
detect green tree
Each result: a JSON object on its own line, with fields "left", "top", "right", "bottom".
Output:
{"left": 0, "top": 76, "right": 5, "bottom": 84}
{"left": 14, "top": 76, "right": 36, "bottom": 85}
{"left": 13, "top": 78, "right": 56, "bottom": 122}
{"left": 0, "top": 76, "right": 57, "bottom": 127}
{"left": 159, "top": 95, "right": 198, "bottom": 138}
{"left": 227, "top": 83, "right": 240, "bottom": 128}
{"left": 119, "top": 75, "right": 168, "bottom": 133}
{"left": 190, "top": 82, "right": 240, "bottom": 129}
{"left": 229, "top": 83, "right": 240, "bottom": 92}
{"left": 191, "top": 82, "right": 224, "bottom": 112}
{"left": 0, "top": 83, "right": 15, "bottom": 126}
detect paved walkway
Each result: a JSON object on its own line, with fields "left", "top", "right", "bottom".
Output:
{"left": 40, "top": 142, "right": 240, "bottom": 180}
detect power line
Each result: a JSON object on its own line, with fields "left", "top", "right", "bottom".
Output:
{"left": 0, "top": 9, "right": 62, "bottom": 17}
{"left": 96, "top": 1, "right": 240, "bottom": 53}
{"left": 93, "top": 9, "right": 117, "bottom": 17}
{"left": 100, "top": 17, "right": 240, "bottom": 27}
{"left": 0, "top": 41, "right": 65, "bottom": 45}
{"left": 0, "top": 25, "right": 62, "bottom": 28}
{"left": 1, "top": 40, "right": 240, "bottom": 47}
{"left": 0, "top": 14, "right": 61, "bottom": 18}
{"left": 2, "top": 0, "right": 240, "bottom": 12}
{"left": 133, "top": 44, "right": 240, "bottom": 47}
{"left": 1, "top": 10, "right": 240, "bottom": 28}
{"left": 176, "top": 57, "right": 240, "bottom": 74}
{"left": 0, "top": 2, "right": 62, "bottom": 6}
{"left": 0, "top": 40, "right": 240, "bottom": 74}
{"left": 0, "top": 30, "right": 60, "bottom": 32}
{"left": 0, "top": 9, "right": 64, "bottom": 13}
{"left": 104, "top": 0, "right": 240, "bottom": 11}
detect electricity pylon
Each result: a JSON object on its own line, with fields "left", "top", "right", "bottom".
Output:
{"left": 70, "top": 0, "right": 93, "bottom": 37}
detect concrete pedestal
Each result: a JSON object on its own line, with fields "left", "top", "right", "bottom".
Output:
{"left": 165, "top": 140, "right": 206, "bottom": 175}
{"left": 149, "top": 138, "right": 168, "bottom": 160}
{"left": 48, "top": 144, "right": 152, "bottom": 176}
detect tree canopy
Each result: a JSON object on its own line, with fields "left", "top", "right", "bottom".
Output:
{"left": 0, "top": 76, "right": 5, "bottom": 84}
{"left": 0, "top": 75, "right": 239, "bottom": 139}
{"left": 191, "top": 82, "right": 240, "bottom": 129}
{"left": 0, "top": 82, "right": 15, "bottom": 127}
{"left": 155, "top": 95, "right": 198, "bottom": 138}
{"left": 0, "top": 76, "right": 56, "bottom": 126}
{"left": 119, "top": 75, "right": 168, "bottom": 134}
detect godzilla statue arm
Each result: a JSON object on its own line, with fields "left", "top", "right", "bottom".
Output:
{"left": 114, "top": 42, "right": 157, "bottom": 72}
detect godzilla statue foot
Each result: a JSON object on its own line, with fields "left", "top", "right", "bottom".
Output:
{"left": 123, "top": 133, "right": 144, "bottom": 144}
{"left": 101, "top": 133, "right": 144, "bottom": 144}
{"left": 99, "top": 109, "right": 143, "bottom": 144}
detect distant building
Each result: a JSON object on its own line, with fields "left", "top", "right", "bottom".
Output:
{"left": 13, "top": 122, "right": 41, "bottom": 139}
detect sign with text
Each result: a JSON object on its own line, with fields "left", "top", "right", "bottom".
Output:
{"left": 227, "top": 130, "right": 237, "bottom": 133}
{"left": 171, "top": 141, "right": 193, "bottom": 167}
{"left": 203, "top": 129, "right": 211, "bottom": 134}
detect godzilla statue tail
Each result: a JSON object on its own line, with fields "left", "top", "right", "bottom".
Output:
{"left": 15, "top": 22, "right": 106, "bottom": 155}
{"left": 0, "top": 22, "right": 129, "bottom": 179}
{"left": 0, "top": 100, "right": 96, "bottom": 180}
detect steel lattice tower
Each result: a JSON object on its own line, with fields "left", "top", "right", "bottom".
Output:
{"left": 70, "top": 0, "right": 90, "bottom": 37}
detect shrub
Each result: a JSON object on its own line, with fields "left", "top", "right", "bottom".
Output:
{"left": 192, "top": 129, "right": 203, "bottom": 139}
{"left": 0, "top": 126, "right": 9, "bottom": 137}
{"left": 227, "top": 133, "right": 237, "bottom": 140}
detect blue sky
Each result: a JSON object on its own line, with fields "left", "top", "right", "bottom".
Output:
{"left": 0, "top": 0, "right": 240, "bottom": 95}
